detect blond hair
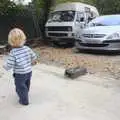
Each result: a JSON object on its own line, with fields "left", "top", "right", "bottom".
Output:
{"left": 8, "top": 28, "right": 26, "bottom": 47}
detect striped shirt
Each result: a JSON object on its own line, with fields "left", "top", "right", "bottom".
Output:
{"left": 4, "top": 46, "right": 37, "bottom": 74}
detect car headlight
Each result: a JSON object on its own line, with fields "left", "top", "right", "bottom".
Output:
{"left": 107, "top": 33, "right": 120, "bottom": 40}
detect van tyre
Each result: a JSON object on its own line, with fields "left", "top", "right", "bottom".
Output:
{"left": 72, "top": 47, "right": 80, "bottom": 53}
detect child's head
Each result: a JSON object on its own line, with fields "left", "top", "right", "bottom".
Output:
{"left": 8, "top": 28, "right": 26, "bottom": 47}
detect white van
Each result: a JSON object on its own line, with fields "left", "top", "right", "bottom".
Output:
{"left": 45, "top": 2, "right": 99, "bottom": 44}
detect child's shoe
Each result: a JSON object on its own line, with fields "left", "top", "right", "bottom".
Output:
{"left": 19, "top": 100, "right": 29, "bottom": 105}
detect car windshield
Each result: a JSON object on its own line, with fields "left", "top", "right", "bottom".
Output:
{"left": 48, "top": 11, "right": 75, "bottom": 22}
{"left": 88, "top": 15, "right": 120, "bottom": 27}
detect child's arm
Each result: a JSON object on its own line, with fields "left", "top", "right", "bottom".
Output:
{"left": 32, "top": 60, "right": 37, "bottom": 65}
{"left": 29, "top": 48, "right": 37, "bottom": 65}
{"left": 3, "top": 51, "right": 15, "bottom": 70}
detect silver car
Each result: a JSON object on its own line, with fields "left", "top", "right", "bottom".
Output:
{"left": 75, "top": 15, "right": 120, "bottom": 51}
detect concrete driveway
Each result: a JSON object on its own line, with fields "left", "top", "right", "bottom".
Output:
{"left": 0, "top": 64, "right": 120, "bottom": 120}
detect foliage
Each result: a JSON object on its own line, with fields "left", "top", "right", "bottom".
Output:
{"left": 95, "top": 0, "right": 120, "bottom": 14}
{"left": 56, "top": 0, "right": 96, "bottom": 6}
{"left": 32, "top": 0, "right": 55, "bottom": 38}
{"left": 0, "top": 0, "right": 25, "bottom": 16}
{"left": 53, "top": 0, "right": 120, "bottom": 14}
{"left": 1, "top": 0, "right": 120, "bottom": 16}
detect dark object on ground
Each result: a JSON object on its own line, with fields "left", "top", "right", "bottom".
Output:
{"left": 65, "top": 67, "right": 87, "bottom": 79}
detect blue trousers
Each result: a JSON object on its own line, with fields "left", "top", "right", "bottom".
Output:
{"left": 13, "top": 72, "right": 32, "bottom": 104}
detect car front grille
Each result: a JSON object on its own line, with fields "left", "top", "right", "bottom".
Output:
{"left": 48, "top": 33, "right": 68, "bottom": 37}
{"left": 82, "top": 34, "right": 106, "bottom": 38}
{"left": 47, "top": 26, "right": 72, "bottom": 31}
{"left": 103, "top": 40, "right": 120, "bottom": 43}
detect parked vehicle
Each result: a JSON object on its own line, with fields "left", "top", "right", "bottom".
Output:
{"left": 75, "top": 15, "right": 120, "bottom": 51}
{"left": 45, "top": 2, "right": 99, "bottom": 45}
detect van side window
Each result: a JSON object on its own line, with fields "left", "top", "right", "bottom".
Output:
{"left": 76, "top": 12, "right": 84, "bottom": 22}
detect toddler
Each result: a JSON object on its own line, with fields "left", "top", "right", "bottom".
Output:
{"left": 3, "top": 28, "right": 37, "bottom": 105}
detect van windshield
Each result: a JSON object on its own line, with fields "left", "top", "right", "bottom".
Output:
{"left": 48, "top": 11, "right": 75, "bottom": 22}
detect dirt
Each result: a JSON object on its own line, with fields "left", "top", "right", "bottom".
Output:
{"left": 1, "top": 40, "right": 120, "bottom": 80}
{"left": 1, "top": 42, "right": 120, "bottom": 120}
{"left": 33, "top": 44, "right": 120, "bottom": 80}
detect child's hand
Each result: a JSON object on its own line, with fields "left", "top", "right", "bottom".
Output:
{"left": 32, "top": 60, "right": 37, "bottom": 65}
{"left": 3, "top": 64, "right": 9, "bottom": 71}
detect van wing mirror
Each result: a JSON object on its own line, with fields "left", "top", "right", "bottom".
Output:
{"left": 88, "top": 17, "right": 93, "bottom": 22}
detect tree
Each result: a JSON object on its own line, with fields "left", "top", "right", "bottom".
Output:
{"left": 32, "top": 0, "right": 56, "bottom": 38}
{"left": 56, "top": 0, "right": 95, "bottom": 5}
{"left": 0, "top": 0, "right": 26, "bottom": 16}
{"left": 0, "top": 0, "right": 16, "bottom": 15}
{"left": 95, "top": 0, "right": 120, "bottom": 14}
{"left": 55, "top": 0, "right": 120, "bottom": 14}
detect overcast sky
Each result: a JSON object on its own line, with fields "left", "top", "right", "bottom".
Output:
{"left": 11, "top": 0, "right": 32, "bottom": 5}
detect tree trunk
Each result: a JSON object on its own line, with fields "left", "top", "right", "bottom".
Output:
{"left": 40, "top": 0, "right": 56, "bottom": 39}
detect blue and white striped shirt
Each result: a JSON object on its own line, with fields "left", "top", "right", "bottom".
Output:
{"left": 4, "top": 46, "right": 37, "bottom": 74}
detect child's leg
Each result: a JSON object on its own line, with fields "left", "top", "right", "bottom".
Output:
{"left": 13, "top": 73, "right": 29, "bottom": 105}
{"left": 25, "top": 72, "right": 32, "bottom": 91}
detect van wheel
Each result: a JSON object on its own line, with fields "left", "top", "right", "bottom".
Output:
{"left": 50, "top": 42, "right": 74, "bottom": 48}
{"left": 53, "top": 42, "right": 65, "bottom": 47}
{"left": 49, "top": 42, "right": 60, "bottom": 47}
{"left": 72, "top": 47, "right": 80, "bottom": 53}
{"left": 53, "top": 41, "right": 60, "bottom": 46}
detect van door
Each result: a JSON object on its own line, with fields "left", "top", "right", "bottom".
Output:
{"left": 76, "top": 12, "right": 86, "bottom": 29}
{"left": 75, "top": 12, "right": 85, "bottom": 38}
{"left": 84, "top": 7, "right": 93, "bottom": 23}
